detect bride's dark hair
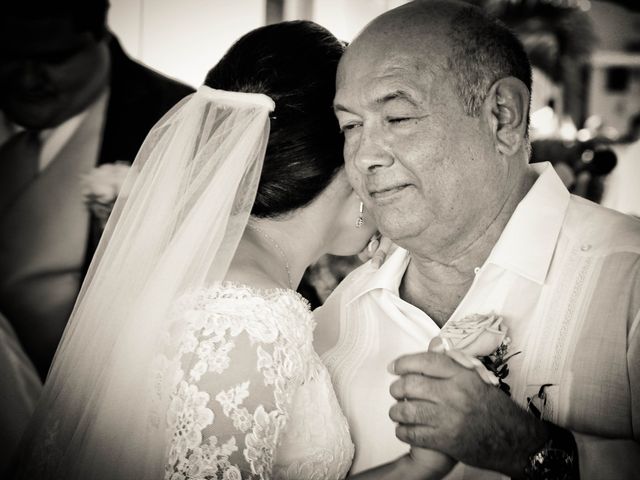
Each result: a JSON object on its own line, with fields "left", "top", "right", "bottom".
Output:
{"left": 205, "top": 20, "right": 345, "bottom": 218}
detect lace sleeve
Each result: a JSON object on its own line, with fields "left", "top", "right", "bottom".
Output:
{"left": 163, "top": 286, "right": 311, "bottom": 480}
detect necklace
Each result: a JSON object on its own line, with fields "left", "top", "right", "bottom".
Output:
{"left": 247, "top": 223, "right": 293, "bottom": 290}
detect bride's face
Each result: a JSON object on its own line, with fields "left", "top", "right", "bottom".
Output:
{"left": 323, "top": 169, "right": 377, "bottom": 256}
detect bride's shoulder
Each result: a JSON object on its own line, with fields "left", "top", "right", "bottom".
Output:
{"left": 174, "top": 281, "right": 311, "bottom": 318}
{"left": 170, "top": 282, "right": 314, "bottom": 347}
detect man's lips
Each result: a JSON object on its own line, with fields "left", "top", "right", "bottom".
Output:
{"left": 368, "top": 184, "right": 411, "bottom": 202}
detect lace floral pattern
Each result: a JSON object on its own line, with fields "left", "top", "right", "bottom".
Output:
{"left": 163, "top": 283, "right": 353, "bottom": 480}
{"left": 167, "top": 381, "right": 216, "bottom": 467}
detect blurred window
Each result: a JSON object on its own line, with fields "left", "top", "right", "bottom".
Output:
{"left": 606, "top": 67, "right": 630, "bottom": 92}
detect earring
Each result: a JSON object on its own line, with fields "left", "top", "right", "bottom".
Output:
{"left": 355, "top": 201, "right": 364, "bottom": 228}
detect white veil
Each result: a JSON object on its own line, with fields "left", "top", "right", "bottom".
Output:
{"left": 13, "top": 86, "right": 275, "bottom": 479}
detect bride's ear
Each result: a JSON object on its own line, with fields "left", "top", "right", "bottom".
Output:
{"left": 484, "top": 77, "right": 530, "bottom": 157}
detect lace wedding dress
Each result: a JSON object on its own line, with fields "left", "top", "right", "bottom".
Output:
{"left": 12, "top": 90, "right": 353, "bottom": 480}
{"left": 162, "top": 282, "right": 354, "bottom": 480}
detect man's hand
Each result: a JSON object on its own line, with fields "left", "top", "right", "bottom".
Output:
{"left": 357, "top": 234, "right": 393, "bottom": 268}
{"left": 388, "top": 352, "right": 548, "bottom": 478}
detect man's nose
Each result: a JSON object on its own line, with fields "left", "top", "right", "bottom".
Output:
{"left": 352, "top": 128, "right": 393, "bottom": 173}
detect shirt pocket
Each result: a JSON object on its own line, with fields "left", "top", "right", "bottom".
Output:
{"left": 523, "top": 383, "right": 562, "bottom": 424}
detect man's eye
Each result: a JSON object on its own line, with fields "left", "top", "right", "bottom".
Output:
{"left": 388, "top": 117, "right": 412, "bottom": 124}
{"left": 340, "top": 123, "right": 362, "bottom": 133}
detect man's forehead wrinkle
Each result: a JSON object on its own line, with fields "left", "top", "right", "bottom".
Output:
{"left": 336, "top": 8, "right": 454, "bottom": 111}
{"left": 362, "top": 51, "right": 437, "bottom": 87}
{"left": 368, "top": 68, "right": 429, "bottom": 96}
{"left": 349, "top": 25, "right": 450, "bottom": 74}
{"left": 335, "top": 51, "right": 438, "bottom": 113}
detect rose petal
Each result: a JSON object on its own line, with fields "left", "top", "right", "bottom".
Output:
{"left": 460, "top": 329, "right": 505, "bottom": 357}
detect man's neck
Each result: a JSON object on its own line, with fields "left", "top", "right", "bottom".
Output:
{"left": 400, "top": 167, "right": 537, "bottom": 327}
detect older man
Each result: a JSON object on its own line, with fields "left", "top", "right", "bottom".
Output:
{"left": 314, "top": 1, "right": 640, "bottom": 478}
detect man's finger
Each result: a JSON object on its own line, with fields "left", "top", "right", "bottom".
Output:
{"left": 389, "top": 351, "right": 461, "bottom": 378}
{"left": 390, "top": 373, "right": 442, "bottom": 401}
{"left": 357, "top": 239, "right": 377, "bottom": 263}
{"left": 371, "top": 236, "right": 393, "bottom": 268}
{"left": 442, "top": 349, "right": 480, "bottom": 369}
{"left": 389, "top": 399, "right": 439, "bottom": 425}
{"left": 395, "top": 424, "right": 437, "bottom": 450}
{"left": 443, "top": 350, "right": 499, "bottom": 386}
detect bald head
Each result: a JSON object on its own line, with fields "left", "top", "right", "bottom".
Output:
{"left": 341, "top": 0, "right": 531, "bottom": 119}
{"left": 353, "top": 0, "right": 465, "bottom": 47}
{"left": 340, "top": 1, "right": 459, "bottom": 82}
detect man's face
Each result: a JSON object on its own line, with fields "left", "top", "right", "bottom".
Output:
{"left": 334, "top": 40, "right": 509, "bottom": 255}
{"left": 0, "top": 16, "right": 110, "bottom": 129}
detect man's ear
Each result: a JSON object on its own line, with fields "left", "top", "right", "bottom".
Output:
{"left": 484, "top": 77, "right": 530, "bottom": 156}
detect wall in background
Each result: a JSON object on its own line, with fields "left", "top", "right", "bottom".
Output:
{"left": 312, "top": 0, "right": 409, "bottom": 42}
{"left": 589, "top": 1, "right": 640, "bottom": 51}
{"left": 107, "top": 0, "right": 640, "bottom": 135}
{"left": 107, "top": 0, "right": 414, "bottom": 86}
{"left": 585, "top": 2, "right": 640, "bottom": 134}
{"left": 108, "top": 0, "right": 265, "bottom": 87}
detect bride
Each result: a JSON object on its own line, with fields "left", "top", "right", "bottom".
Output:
{"left": 11, "top": 20, "right": 441, "bottom": 480}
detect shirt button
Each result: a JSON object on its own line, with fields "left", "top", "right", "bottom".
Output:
{"left": 474, "top": 267, "right": 480, "bottom": 275}
{"left": 580, "top": 244, "right": 591, "bottom": 251}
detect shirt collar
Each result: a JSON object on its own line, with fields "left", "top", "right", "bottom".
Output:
{"left": 484, "top": 162, "right": 570, "bottom": 284}
{"left": 348, "top": 162, "right": 570, "bottom": 304}
{"left": 346, "top": 245, "right": 411, "bottom": 305}
{"left": 0, "top": 110, "right": 19, "bottom": 145}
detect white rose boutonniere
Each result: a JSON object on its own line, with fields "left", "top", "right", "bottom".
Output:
{"left": 431, "top": 312, "right": 518, "bottom": 395}
{"left": 81, "top": 161, "right": 131, "bottom": 230}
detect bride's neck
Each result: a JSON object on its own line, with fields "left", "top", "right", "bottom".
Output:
{"left": 226, "top": 215, "right": 326, "bottom": 291}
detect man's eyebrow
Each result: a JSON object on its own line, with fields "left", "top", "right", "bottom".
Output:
{"left": 376, "top": 90, "right": 418, "bottom": 106}
{"left": 334, "top": 90, "right": 418, "bottom": 114}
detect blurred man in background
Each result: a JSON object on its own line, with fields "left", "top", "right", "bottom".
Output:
{"left": 0, "top": 0, "right": 193, "bottom": 381}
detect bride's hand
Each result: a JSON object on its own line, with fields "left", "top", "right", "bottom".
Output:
{"left": 349, "top": 450, "right": 454, "bottom": 480}
{"left": 408, "top": 447, "right": 456, "bottom": 479}
{"left": 358, "top": 233, "right": 393, "bottom": 268}
{"left": 401, "top": 339, "right": 458, "bottom": 478}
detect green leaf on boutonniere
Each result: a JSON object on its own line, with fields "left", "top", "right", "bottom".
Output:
{"left": 480, "top": 348, "right": 521, "bottom": 397}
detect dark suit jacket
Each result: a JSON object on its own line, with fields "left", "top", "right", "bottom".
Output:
{"left": 0, "top": 35, "right": 193, "bottom": 378}
{"left": 84, "top": 35, "right": 195, "bottom": 270}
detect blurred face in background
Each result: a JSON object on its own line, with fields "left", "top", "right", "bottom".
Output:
{"left": 0, "top": 15, "right": 110, "bottom": 129}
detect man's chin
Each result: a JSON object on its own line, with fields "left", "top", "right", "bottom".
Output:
{"left": 2, "top": 106, "right": 65, "bottom": 130}
{"left": 377, "top": 222, "right": 423, "bottom": 247}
